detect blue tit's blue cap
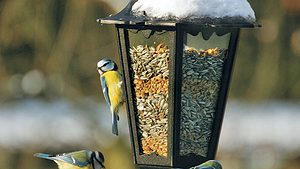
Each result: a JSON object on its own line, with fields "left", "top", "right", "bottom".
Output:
{"left": 97, "top": 58, "right": 114, "bottom": 69}
{"left": 97, "top": 58, "right": 118, "bottom": 72}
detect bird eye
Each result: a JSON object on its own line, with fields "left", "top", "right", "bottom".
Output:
{"left": 103, "top": 62, "right": 110, "bottom": 67}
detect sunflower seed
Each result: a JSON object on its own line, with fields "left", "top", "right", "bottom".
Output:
{"left": 179, "top": 47, "right": 227, "bottom": 157}
{"left": 129, "top": 43, "right": 170, "bottom": 157}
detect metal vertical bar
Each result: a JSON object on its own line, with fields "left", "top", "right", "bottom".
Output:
{"left": 172, "top": 23, "right": 184, "bottom": 167}
{"left": 167, "top": 29, "right": 177, "bottom": 168}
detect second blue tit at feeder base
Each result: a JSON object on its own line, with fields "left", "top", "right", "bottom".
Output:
{"left": 97, "top": 59, "right": 124, "bottom": 136}
{"left": 190, "top": 160, "right": 222, "bottom": 169}
{"left": 34, "top": 150, "right": 105, "bottom": 169}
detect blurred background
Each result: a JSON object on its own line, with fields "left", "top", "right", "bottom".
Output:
{"left": 0, "top": 0, "right": 299, "bottom": 169}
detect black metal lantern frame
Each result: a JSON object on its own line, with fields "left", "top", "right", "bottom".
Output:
{"left": 98, "top": 1, "right": 259, "bottom": 169}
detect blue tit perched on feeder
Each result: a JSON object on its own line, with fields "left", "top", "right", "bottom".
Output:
{"left": 97, "top": 59, "right": 124, "bottom": 136}
{"left": 190, "top": 160, "right": 222, "bottom": 169}
{"left": 34, "top": 150, "right": 105, "bottom": 169}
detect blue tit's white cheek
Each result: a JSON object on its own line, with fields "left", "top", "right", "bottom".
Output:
{"left": 98, "top": 69, "right": 103, "bottom": 75}
{"left": 97, "top": 61, "right": 103, "bottom": 68}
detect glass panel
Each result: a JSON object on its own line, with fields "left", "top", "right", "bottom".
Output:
{"left": 180, "top": 32, "right": 230, "bottom": 157}
{"left": 128, "top": 29, "right": 173, "bottom": 157}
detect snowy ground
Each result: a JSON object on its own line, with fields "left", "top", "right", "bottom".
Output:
{"left": 0, "top": 99, "right": 130, "bottom": 149}
{"left": 220, "top": 101, "right": 300, "bottom": 152}
{"left": 0, "top": 99, "right": 299, "bottom": 153}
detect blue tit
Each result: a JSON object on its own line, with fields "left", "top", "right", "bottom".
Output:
{"left": 97, "top": 59, "right": 124, "bottom": 136}
{"left": 190, "top": 160, "right": 222, "bottom": 169}
{"left": 34, "top": 150, "right": 105, "bottom": 169}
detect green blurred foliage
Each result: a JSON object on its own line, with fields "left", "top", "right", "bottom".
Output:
{"left": 0, "top": 0, "right": 300, "bottom": 169}
{"left": 0, "top": 0, "right": 119, "bottom": 101}
{"left": 0, "top": 0, "right": 300, "bottom": 102}
{"left": 230, "top": 0, "right": 300, "bottom": 100}
{"left": 0, "top": 1, "right": 133, "bottom": 169}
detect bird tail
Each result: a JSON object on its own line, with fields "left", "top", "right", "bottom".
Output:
{"left": 34, "top": 153, "right": 54, "bottom": 160}
{"left": 112, "top": 111, "right": 119, "bottom": 136}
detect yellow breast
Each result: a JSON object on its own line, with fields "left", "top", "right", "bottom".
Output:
{"left": 55, "top": 161, "right": 92, "bottom": 169}
{"left": 102, "top": 71, "right": 123, "bottom": 112}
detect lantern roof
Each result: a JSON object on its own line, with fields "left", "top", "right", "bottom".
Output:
{"left": 98, "top": 0, "right": 260, "bottom": 28}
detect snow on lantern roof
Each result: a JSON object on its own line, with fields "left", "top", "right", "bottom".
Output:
{"left": 98, "top": 0, "right": 260, "bottom": 28}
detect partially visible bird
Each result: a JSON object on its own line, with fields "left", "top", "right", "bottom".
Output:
{"left": 34, "top": 150, "right": 105, "bottom": 169}
{"left": 190, "top": 160, "right": 222, "bottom": 169}
{"left": 97, "top": 58, "right": 124, "bottom": 136}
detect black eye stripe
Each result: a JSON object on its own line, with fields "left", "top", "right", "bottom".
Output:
{"left": 98, "top": 62, "right": 109, "bottom": 69}
{"left": 102, "top": 62, "right": 110, "bottom": 67}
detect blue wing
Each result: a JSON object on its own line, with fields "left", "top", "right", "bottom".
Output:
{"left": 100, "top": 76, "right": 111, "bottom": 107}
{"left": 34, "top": 153, "right": 53, "bottom": 160}
{"left": 34, "top": 153, "right": 89, "bottom": 167}
{"left": 54, "top": 154, "right": 89, "bottom": 167}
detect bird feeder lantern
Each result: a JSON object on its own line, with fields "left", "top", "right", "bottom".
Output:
{"left": 98, "top": 0, "right": 259, "bottom": 168}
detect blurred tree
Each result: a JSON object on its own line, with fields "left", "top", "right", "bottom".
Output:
{"left": 1, "top": 0, "right": 300, "bottom": 101}
{"left": 0, "top": 0, "right": 118, "bottom": 101}
{"left": 230, "top": 0, "right": 300, "bottom": 100}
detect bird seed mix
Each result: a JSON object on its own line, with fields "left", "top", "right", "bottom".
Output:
{"left": 180, "top": 47, "right": 227, "bottom": 157}
{"left": 129, "top": 44, "right": 169, "bottom": 157}
{"left": 130, "top": 44, "right": 227, "bottom": 157}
